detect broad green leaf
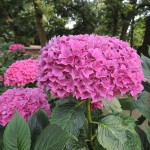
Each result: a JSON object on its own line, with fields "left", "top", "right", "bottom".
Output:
{"left": 119, "top": 98, "right": 136, "bottom": 110}
{"left": 34, "top": 124, "right": 76, "bottom": 150}
{"left": 50, "top": 102, "right": 86, "bottom": 136}
{"left": 28, "top": 109, "right": 49, "bottom": 146}
{"left": 102, "top": 98, "right": 122, "bottom": 112}
{"left": 135, "top": 91, "right": 150, "bottom": 120}
{"left": 144, "top": 126, "right": 150, "bottom": 143}
{"left": 141, "top": 55, "right": 150, "bottom": 82}
{"left": 65, "top": 137, "right": 89, "bottom": 150}
{"left": 119, "top": 91, "right": 150, "bottom": 121}
{"left": 93, "top": 138, "right": 106, "bottom": 150}
{"left": 142, "top": 81, "right": 150, "bottom": 92}
{"left": 97, "top": 115, "right": 141, "bottom": 150}
{"left": 116, "top": 113, "right": 136, "bottom": 128}
{"left": 0, "top": 125, "right": 4, "bottom": 150}
{"left": 3, "top": 112, "right": 31, "bottom": 150}
{"left": 136, "top": 126, "right": 150, "bottom": 150}
{"left": 55, "top": 97, "right": 75, "bottom": 107}
{"left": 91, "top": 109, "right": 103, "bottom": 122}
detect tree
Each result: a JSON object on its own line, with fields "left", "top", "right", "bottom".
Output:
{"left": 120, "top": 0, "right": 137, "bottom": 41}
{"left": 52, "top": 0, "right": 100, "bottom": 34}
{"left": 138, "top": 16, "right": 150, "bottom": 56}
{"left": 33, "top": 0, "right": 47, "bottom": 47}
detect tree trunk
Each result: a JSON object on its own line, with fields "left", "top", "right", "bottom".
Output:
{"left": 138, "top": 16, "right": 150, "bottom": 57}
{"left": 129, "top": 15, "right": 135, "bottom": 47}
{"left": 112, "top": 9, "right": 119, "bottom": 36}
{"left": 120, "top": 0, "right": 137, "bottom": 41}
{"left": 33, "top": 0, "right": 47, "bottom": 47}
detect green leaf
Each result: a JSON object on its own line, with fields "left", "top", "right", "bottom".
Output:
{"left": 135, "top": 91, "right": 150, "bottom": 120}
{"left": 142, "top": 81, "right": 150, "bottom": 92}
{"left": 120, "top": 91, "right": 150, "bottom": 121}
{"left": 34, "top": 124, "right": 76, "bottom": 150}
{"left": 97, "top": 114, "right": 141, "bottom": 150}
{"left": 136, "top": 126, "right": 150, "bottom": 150}
{"left": 141, "top": 55, "right": 150, "bottom": 82}
{"left": 93, "top": 138, "right": 106, "bottom": 150}
{"left": 3, "top": 112, "right": 31, "bottom": 150}
{"left": 28, "top": 109, "right": 49, "bottom": 146}
{"left": 50, "top": 102, "right": 86, "bottom": 137}
{"left": 0, "top": 125, "right": 4, "bottom": 150}
{"left": 144, "top": 126, "right": 150, "bottom": 143}
{"left": 102, "top": 98, "right": 122, "bottom": 112}
{"left": 119, "top": 98, "right": 136, "bottom": 110}
{"left": 55, "top": 97, "right": 75, "bottom": 107}
{"left": 65, "top": 137, "right": 89, "bottom": 150}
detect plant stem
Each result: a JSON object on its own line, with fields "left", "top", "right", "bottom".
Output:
{"left": 86, "top": 99, "right": 93, "bottom": 149}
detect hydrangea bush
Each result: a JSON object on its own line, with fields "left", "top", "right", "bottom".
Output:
{"left": 4, "top": 59, "right": 37, "bottom": 87}
{"left": 38, "top": 35, "right": 145, "bottom": 107}
{"left": 1, "top": 35, "right": 150, "bottom": 150}
{"left": 0, "top": 88, "right": 50, "bottom": 126}
{"left": 9, "top": 43, "right": 25, "bottom": 52}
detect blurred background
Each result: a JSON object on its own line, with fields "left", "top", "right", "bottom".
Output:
{"left": 0, "top": 0, "right": 150, "bottom": 56}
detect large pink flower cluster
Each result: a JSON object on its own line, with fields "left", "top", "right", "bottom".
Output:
{"left": 4, "top": 59, "right": 37, "bottom": 86}
{"left": 0, "top": 88, "right": 50, "bottom": 126}
{"left": 38, "top": 34, "right": 145, "bottom": 106}
{"left": 9, "top": 43, "right": 25, "bottom": 52}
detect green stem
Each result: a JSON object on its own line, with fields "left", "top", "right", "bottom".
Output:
{"left": 86, "top": 99, "right": 93, "bottom": 149}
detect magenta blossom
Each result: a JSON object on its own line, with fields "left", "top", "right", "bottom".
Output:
{"left": 38, "top": 34, "right": 145, "bottom": 107}
{"left": 9, "top": 43, "right": 25, "bottom": 52}
{"left": 4, "top": 59, "right": 37, "bottom": 86}
{"left": 0, "top": 88, "right": 50, "bottom": 126}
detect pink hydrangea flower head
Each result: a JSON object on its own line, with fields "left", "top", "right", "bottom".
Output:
{"left": 9, "top": 43, "right": 25, "bottom": 52}
{"left": 0, "top": 88, "right": 50, "bottom": 126}
{"left": 4, "top": 59, "right": 37, "bottom": 86}
{"left": 38, "top": 34, "right": 145, "bottom": 105}
{"left": 0, "top": 75, "right": 3, "bottom": 82}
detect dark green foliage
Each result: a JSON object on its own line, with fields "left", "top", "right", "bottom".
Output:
{"left": 97, "top": 114, "right": 141, "bottom": 150}
{"left": 51, "top": 101, "right": 86, "bottom": 137}
{"left": 28, "top": 109, "right": 50, "bottom": 148}
{"left": 3, "top": 112, "right": 31, "bottom": 150}
{"left": 33, "top": 124, "right": 76, "bottom": 150}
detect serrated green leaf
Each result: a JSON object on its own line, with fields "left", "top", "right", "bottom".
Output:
{"left": 28, "top": 109, "right": 49, "bottom": 147}
{"left": 97, "top": 115, "right": 141, "bottom": 150}
{"left": 50, "top": 102, "right": 86, "bottom": 137}
{"left": 55, "top": 97, "right": 75, "bottom": 107}
{"left": 0, "top": 125, "right": 4, "bottom": 150}
{"left": 136, "top": 126, "right": 150, "bottom": 150}
{"left": 144, "top": 126, "right": 150, "bottom": 143}
{"left": 102, "top": 98, "right": 122, "bottom": 112}
{"left": 142, "top": 81, "right": 150, "bottom": 92}
{"left": 93, "top": 138, "right": 106, "bottom": 150}
{"left": 34, "top": 124, "right": 76, "bottom": 150}
{"left": 141, "top": 55, "right": 150, "bottom": 82}
{"left": 135, "top": 91, "right": 150, "bottom": 120}
{"left": 119, "top": 98, "right": 136, "bottom": 110}
{"left": 3, "top": 112, "right": 31, "bottom": 150}
{"left": 65, "top": 137, "right": 89, "bottom": 150}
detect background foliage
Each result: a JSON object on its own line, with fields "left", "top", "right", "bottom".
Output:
{"left": 0, "top": 0, "right": 150, "bottom": 54}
